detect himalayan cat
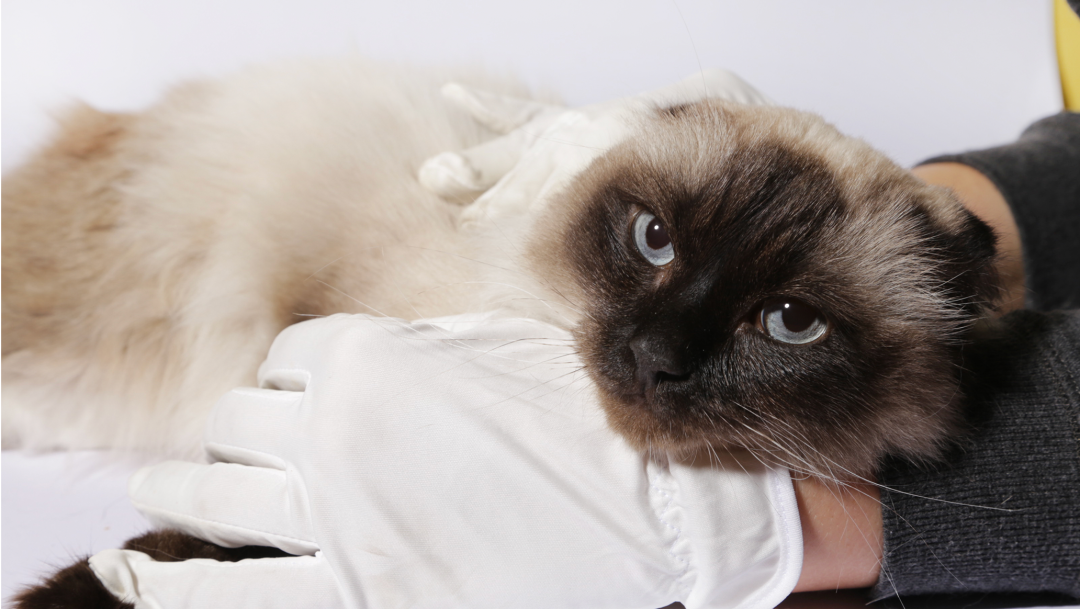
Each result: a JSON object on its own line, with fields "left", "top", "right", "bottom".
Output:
{"left": 5, "top": 57, "right": 999, "bottom": 607}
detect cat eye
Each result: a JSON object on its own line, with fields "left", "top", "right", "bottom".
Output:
{"left": 759, "top": 298, "right": 829, "bottom": 345}
{"left": 632, "top": 211, "right": 675, "bottom": 266}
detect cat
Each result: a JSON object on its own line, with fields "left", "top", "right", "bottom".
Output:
{"left": 2, "top": 57, "right": 1000, "bottom": 477}
{"left": 6, "top": 57, "right": 999, "bottom": 607}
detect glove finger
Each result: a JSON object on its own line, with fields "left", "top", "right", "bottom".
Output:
{"left": 255, "top": 314, "right": 379, "bottom": 391}
{"left": 418, "top": 129, "right": 531, "bottom": 198}
{"left": 89, "top": 549, "right": 345, "bottom": 609}
{"left": 203, "top": 387, "right": 303, "bottom": 468}
{"left": 441, "top": 82, "right": 560, "bottom": 133}
{"left": 129, "top": 460, "right": 318, "bottom": 555}
{"left": 256, "top": 314, "right": 443, "bottom": 390}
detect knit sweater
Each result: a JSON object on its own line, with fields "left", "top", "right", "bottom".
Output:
{"left": 874, "top": 112, "right": 1080, "bottom": 599}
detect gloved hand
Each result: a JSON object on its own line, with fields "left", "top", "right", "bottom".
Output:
{"left": 419, "top": 69, "right": 771, "bottom": 224}
{"left": 90, "top": 314, "right": 801, "bottom": 609}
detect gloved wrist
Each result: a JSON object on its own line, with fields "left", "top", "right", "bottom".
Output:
{"left": 660, "top": 453, "right": 803, "bottom": 606}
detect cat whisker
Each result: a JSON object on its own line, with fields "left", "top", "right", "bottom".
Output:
{"left": 454, "top": 280, "right": 589, "bottom": 325}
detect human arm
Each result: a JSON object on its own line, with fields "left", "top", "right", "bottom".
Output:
{"left": 792, "top": 154, "right": 1043, "bottom": 595}
{"left": 916, "top": 113, "right": 1080, "bottom": 313}
{"left": 791, "top": 155, "right": 1035, "bottom": 594}
{"left": 791, "top": 477, "right": 882, "bottom": 592}
{"left": 872, "top": 112, "right": 1080, "bottom": 599}
{"left": 792, "top": 303, "right": 1080, "bottom": 601}
{"left": 872, "top": 308, "right": 1080, "bottom": 599}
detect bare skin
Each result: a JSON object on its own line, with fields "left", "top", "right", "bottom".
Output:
{"left": 792, "top": 161, "right": 1025, "bottom": 593}
{"left": 792, "top": 477, "right": 883, "bottom": 592}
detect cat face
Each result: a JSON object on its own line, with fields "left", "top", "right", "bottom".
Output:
{"left": 528, "top": 100, "right": 998, "bottom": 478}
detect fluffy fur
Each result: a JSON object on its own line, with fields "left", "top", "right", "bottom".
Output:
{"left": 3, "top": 58, "right": 998, "bottom": 476}
{"left": 531, "top": 101, "right": 998, "bottom": 478}
{"left": 2, "top": 60, "right": 562, "bottom": 456}
{"left": 6, "top": 57, "right": 1002, "bottom": 608}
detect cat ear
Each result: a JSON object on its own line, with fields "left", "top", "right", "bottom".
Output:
{"left": 932, "top": 205, "right": 1003, "bottom": 315}
{"left": 959, "top": 207, "right": 1002, "bottom": 306}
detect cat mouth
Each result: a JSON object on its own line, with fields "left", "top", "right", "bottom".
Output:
{"left": 592, "top": 379, "right": 726, "bottom": 452}
{"left": 596, "top": 386, "right": 798, "bottom": 469}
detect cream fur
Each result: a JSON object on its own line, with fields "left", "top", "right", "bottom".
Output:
{"left": 2, "top": 59, "right": 574, "bottom": 457}
{"left": 3, "top": 61, "right": 995, "bottom": 477}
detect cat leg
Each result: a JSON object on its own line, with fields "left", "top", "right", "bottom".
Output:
{"left": 11, "top": 530, "right": 289, "bottom": 608}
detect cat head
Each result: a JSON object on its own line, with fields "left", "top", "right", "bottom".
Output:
{"left": 527, "top": 100, "right": 999, "bottom": 478}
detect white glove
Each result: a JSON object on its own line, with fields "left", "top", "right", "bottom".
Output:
{"left": 419, "top": 69, "right": 771, "bottom": 223}
{"left": 90, "top": 314, "right": 801, "bottom": 609}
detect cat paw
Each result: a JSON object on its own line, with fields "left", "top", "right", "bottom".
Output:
{"left": 11, "top": 558, "right": 131, "bottom": 609}
{"left": 10, "top": 530, "right": 291, "bottom": 608}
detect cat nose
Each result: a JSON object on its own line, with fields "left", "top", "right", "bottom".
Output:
{"left": 629, "top": 334, "right": 690, "bottom": 394}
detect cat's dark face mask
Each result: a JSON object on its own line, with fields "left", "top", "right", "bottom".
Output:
{"left": 531, "top": 101, "right": 999, "bottom": 478}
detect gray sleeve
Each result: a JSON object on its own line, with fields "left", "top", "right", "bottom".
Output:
{"left": 873, "top": 310, "right": 1080, "bottom": 599}
{"left": 920, "top": 112, "right": 1080, "bottom": 311}
{"left": 871, "top": 5, "right": 1080, "bottom": 599}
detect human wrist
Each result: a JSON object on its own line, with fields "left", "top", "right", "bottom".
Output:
{"left": 792, "top": 475, "right": 882, "bottom": 592}
{"left": 790, "top": 164, "right": 1025, "bottom": 594}
{"left": 910, "top": 162, "right": 1026, "bottom": 312}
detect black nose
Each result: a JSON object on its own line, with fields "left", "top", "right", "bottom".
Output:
{"left": 629, "top": 333, "right": 691, "bottom": 394}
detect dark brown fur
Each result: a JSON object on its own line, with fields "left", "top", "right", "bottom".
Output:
{"left": 530, "top": 101, "right": 999, "bottom": 478}
{"left": 12, "top": 531, "right": 288, "bottom": 608}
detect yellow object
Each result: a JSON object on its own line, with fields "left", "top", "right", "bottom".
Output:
{"left": 1057, "top": 0, "right": 1080, "bottom": 110}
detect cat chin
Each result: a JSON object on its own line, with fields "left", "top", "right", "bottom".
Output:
{"left": 591, "top": 386, "right": 741, "bottom": 460}
{"left": 588, "top": 341, "right": 970, "bottom": 481}
{"left": 543, "top": 98, "right": 999, "bottom": 480}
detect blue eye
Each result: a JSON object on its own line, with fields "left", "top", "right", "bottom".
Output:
{"left": 760, "top": 298, "right": 829, "bottom": 344}
{"left": 632, "top": 212, "right": 674, "bottom": 266}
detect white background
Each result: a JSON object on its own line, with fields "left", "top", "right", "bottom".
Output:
{"left": 0, "top": 0, "right": 1068, "bottom": 602}
{"left": 2, "top": 0, "right": 1063, "bottom": 173}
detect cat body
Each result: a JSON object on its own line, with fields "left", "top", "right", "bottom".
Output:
{"left": 2, "top": 59, "right": 560, "bottom": 457}
{"left": 2, "top": 58, "right": 998, "bottom": 478}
